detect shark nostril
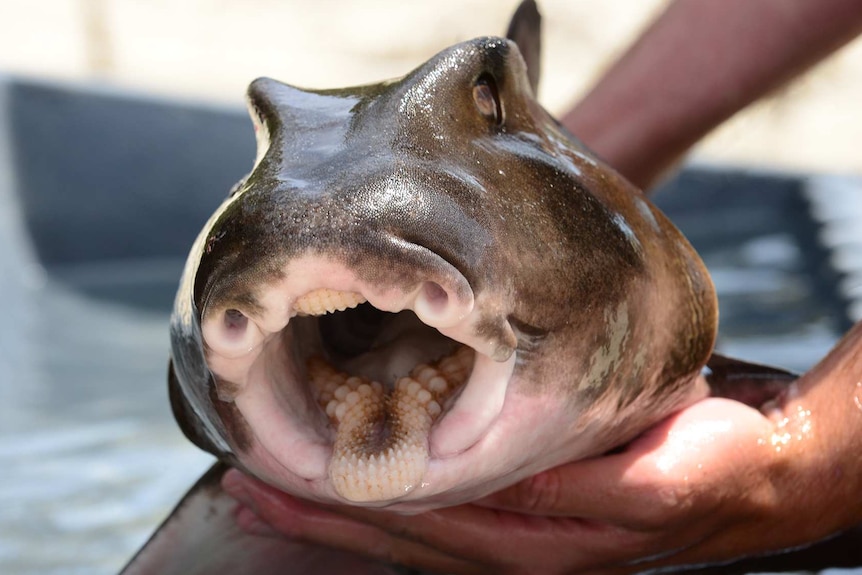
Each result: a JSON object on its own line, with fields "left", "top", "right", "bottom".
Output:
{"left": 413, "top": 280, "right": 472, "bottom": 330}
{"left": 224, "top": 309, "right": 248, "bottom": 337}
{"left": 422, "top": 282, "right": 449, "bottom": 312}
{"left": 202, "top": 307, "right": 265, "bottom": 359}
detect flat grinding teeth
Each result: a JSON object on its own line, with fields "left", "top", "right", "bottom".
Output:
{"left": 294, "top": 289, "right": 367, "bottom": 316}
{"left": 309, "top": 346, "right": 474, "bottom": 502}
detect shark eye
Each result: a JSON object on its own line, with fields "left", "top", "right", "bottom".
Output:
{"left": 473, "top": 73, "right": 503, "bottom": 126}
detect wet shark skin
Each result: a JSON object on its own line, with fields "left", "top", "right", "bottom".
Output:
{"left": 119, "top": 4, "right": 810, "bottom": 573}
{"left": 166, "top": 35, "right": 718, "bottom": 510}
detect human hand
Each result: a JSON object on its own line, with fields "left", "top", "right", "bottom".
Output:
{"left": 222, "top": 395, "right": 842, "bottom": 574}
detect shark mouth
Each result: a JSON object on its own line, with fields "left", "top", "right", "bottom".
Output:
{"left": 299, "top": 290, "right": 474, "bottom": 502}
{"left": 200, "top": 257, "right": 517, "bottom": 503}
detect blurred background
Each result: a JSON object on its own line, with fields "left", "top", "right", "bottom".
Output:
{"left": 1, "top": 1, "right": 860, "bottom": 574}
{"left": 2, "top": 0, "right": 862, "bottom": 172}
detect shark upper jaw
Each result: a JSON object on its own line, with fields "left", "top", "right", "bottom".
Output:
{"left": 197, "top": 254, "right": 521, "bottom": 505}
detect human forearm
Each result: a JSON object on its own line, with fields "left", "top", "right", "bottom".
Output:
{"left": 776, "top": 319, "right": 862, "bottom": 537}
{"left": 562, "top": 0, "right": 862, "bottom": 190}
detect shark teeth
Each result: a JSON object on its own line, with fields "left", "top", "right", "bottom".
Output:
{"left": 293, "top": 288, "right": 367, "bottom": 316}
{"left": 308, "top": 347, "right": 473, "bottom": 502}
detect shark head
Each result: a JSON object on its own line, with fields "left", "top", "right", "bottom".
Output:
{"left": 168, "top": 35, "right": 717, "bottom": 510}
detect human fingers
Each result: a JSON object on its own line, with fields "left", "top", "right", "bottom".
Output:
{"left": 329, "top": 496, "right": 658, "bottom": 571}
{"left": 222, "top": 469, "right": 484, "bottom": 575}
{"left": 224, "top": 468, "right": 652, "bottom": 573}
{"left": 478, "top": 399, "right": 774, "bottom": 529}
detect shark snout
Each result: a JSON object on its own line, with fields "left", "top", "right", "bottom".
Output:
{"left": 192, "top": 247, "right": 523, "bottom": 502}
{"left": 199, "top": 248, "right": 476, "bottom": 365}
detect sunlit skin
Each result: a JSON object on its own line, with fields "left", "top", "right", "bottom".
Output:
{"left": 562, "top": 0, "right": 862, "bottom": 191}
{"left": 222, "top": 0, "right": 862, "bottom": 571}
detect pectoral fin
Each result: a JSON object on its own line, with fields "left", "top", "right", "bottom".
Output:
{"left": 120, "top": 463, "right": 400, "bottom": 575}
{"left": 705, "top": 353, "right": 797, "bottom": 408}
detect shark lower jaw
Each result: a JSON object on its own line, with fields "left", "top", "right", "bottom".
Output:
{"left": 305, "top": 334, "right": 475, "bottom": 502}
{"left": 200, "top": 261, "right": 518, "bottom": 504}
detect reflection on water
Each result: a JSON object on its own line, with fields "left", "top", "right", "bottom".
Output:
{"left": 0, "top": 76, "right": 242, "bottom": 574}
{"left": 0, "top": 278, "right": 212, "bottom": 574}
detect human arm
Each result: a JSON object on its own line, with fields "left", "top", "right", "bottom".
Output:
{"left": 222, "top": 320, "right": 862, "bottom": 574}
{"left": 563, "top": 0, "right": 862, "bottom": 190}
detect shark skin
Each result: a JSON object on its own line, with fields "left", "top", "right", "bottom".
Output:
{"left": 122, "top": 2, "right": 796, "bottom": 573}
{"left": 170, "top": 26, "right": 717, "bottom": 513}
